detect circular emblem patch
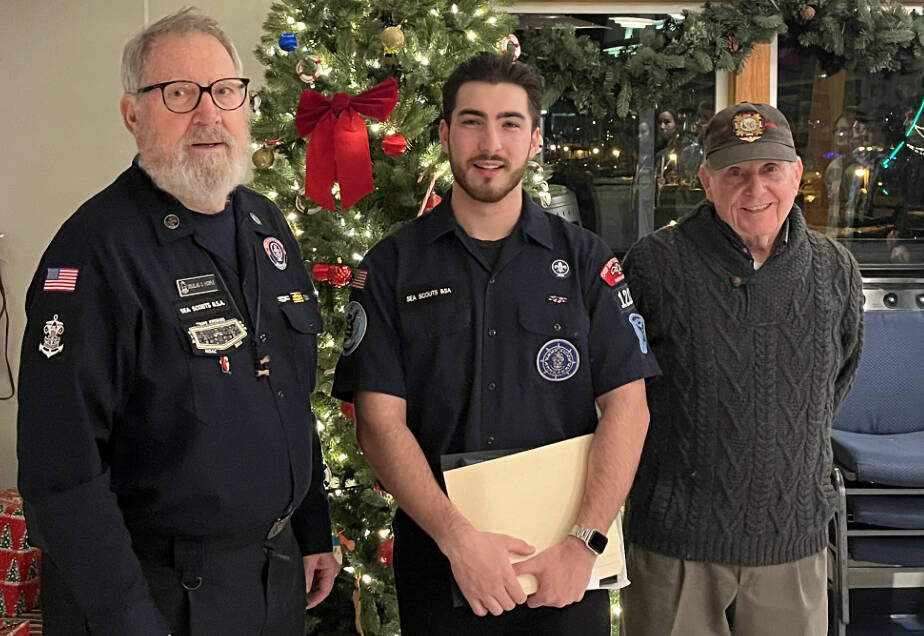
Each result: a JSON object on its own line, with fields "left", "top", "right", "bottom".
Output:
{"left": 732, "top": 111, "right": 764, "bottom": 143}
{"left": 263, "top": 236, "right": 288, "bottom": 270}
{"left": 342, "top": 301, "right": 367, "bottom": 356}
{"left": 551, "top": 259, "right": 571, "bottom": 279}
{"left": 536, "top": 338, "right": 580, "bottom": 382}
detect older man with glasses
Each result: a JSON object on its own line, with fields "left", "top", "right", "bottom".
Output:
{"left": 16, "top": 8, "right": 338, "bottom": 636}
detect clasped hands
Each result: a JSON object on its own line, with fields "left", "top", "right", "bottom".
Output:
{"left": 442, "top": 523, "right": 597, "bottom": 617}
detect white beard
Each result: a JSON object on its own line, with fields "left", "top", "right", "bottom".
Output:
{"left": 137, "top": 122, "right": 252, "bottom": 211}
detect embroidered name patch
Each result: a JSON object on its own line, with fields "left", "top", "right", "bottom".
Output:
{"left": 177, "top": 297, "right": 228, "bottom": 318}
{"left": 342, "top": 301, "right": 367, "bottom": 356}
{"left": 628, "top": 313, "right": 649, "bottom": 354}
{"left": 536, "top": 338, "right": 580, "bottom": 382}
{"left": 405, "top": 286, "right": 452, "bottom": 303}
{"left": 176, "top": 274, "right": 218, "bottom": 298}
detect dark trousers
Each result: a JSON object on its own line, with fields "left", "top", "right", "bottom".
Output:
{"left": 40, "top": 523, "right": 304, "bottom": 636}
{"left": 393, "top": 519, "right": 610, "bottom": 636}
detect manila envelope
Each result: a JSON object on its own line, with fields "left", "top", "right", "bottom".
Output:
{"left": 442, "top": 434, "right": 625, "bottom": 595}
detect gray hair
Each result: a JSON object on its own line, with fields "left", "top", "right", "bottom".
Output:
{"left": 121, "top": 7, "right": 243, "bottom": 93}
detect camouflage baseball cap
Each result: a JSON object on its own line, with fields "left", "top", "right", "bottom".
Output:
{"left": 703, "top": 102, "right": 797, "bottom": 170}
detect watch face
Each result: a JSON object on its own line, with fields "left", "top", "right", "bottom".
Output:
{"left": 587, "top": 531, "right": 608, "bottom": 555}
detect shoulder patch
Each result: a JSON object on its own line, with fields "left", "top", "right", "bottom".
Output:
{"left": 43, "top": 267, "right": 79, "bottom": 292}
{"left": 600, "top": 257, "right": 625, "bottom": 287}
{"left": 342, "top": 301, "right": 367, "bottom": 356}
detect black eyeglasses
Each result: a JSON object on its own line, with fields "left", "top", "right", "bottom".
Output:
{"left": 137, "top": 77, "right": 250, "bottom": 114}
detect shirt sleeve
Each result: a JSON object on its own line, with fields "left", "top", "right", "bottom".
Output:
{"left": 16, "top": 219, "right": 171, "bottom": 636}
{"left": 331, "top": 239, "right": 406, "bottom": 402}
{"left": 291, "top": 410, "right": 334, "bottom": 555}
{"left": 584, "top": 237, "right": 661, "bottom": 397}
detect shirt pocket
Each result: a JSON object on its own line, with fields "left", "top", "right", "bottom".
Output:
{"left": 279, "top": 300, "right": 323, "bottom": 391}
{"left": 174, "top": 293, "right": 252, "bottom": 427}
{"left": 518, "top": 304, "right": 590, "bottom": 384}
{"left": 517, "top": 304, "right": 589, "bottom": 341}
{"left": 398, "top": 295, "right": 471, "bottom": 339}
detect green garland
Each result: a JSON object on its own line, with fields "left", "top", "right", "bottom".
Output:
{"left": 519, "top": 0, "right": 924, "bottom": 118}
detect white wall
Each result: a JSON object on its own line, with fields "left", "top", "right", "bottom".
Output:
{"left": 0, "top": 0, "right": 275, "bottom": 489}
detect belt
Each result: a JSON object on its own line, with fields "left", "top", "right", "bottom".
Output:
{"left": 129, "top": 514, "right": 294, "bottom": 589}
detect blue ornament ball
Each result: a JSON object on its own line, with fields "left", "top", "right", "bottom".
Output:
{"left": 278, "top": 33, "right": 297, "bottom": 52}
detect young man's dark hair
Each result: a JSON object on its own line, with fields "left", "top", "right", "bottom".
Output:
{"left": 441, "top": 52, "right": 544, "bottom": 129}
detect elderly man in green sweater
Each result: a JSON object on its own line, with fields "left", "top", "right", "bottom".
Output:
{"left": 621, "top": 102, "right": 864, "bottom": 636}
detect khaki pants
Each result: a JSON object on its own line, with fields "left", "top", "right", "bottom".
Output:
{"left": 620, "top": 544, "right": 827, "bottom": 636}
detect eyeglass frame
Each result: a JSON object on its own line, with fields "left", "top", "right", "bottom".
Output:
{"left": 136, "top": 77, "right": 251, "bottom": 114}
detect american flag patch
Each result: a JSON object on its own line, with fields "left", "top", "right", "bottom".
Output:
{"left": 43, "top": 267, "right": 79, "bottom": 292}
{"left": 351, "top": 269, "right": 368, "bottom": 290}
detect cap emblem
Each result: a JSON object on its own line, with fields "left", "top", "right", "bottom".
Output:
{"left": 732, "top": 111, "right": 765, "bottom": 142}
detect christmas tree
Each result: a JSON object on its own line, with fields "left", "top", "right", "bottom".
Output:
{"left": 250, "top": 1, "right": 526, "bottom": 633}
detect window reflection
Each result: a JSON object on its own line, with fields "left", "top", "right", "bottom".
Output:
{"left": 518, "top": 14, "right": 715, "bottom": 255}
{"left": 778, "top": 36, "right": 924, "bottom": 268}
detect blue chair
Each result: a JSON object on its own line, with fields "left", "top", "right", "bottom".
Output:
{"left": 830, "top": 305, "right": 924, "bottom": 636}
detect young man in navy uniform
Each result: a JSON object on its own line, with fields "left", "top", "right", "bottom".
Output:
{"left": 17, "top": 9, "right": 337, "bottom": 636}
{"left": 332, "top": 52, "right": 660, "bottom": 634}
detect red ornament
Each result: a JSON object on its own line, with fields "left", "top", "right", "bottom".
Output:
{"left": 382, "top": 133, "right": 408, "bottom": 156}
{"left": 377, "top": 537, "right": 394, "bottom": 566}
{"left": 340, "top": 402, "right": 356, "bottom": 419}
{"left": 424, "top": 193, "right": 442, "bottom": 214}
{"left": 312, "top": 263, "right": 353, "bottom": 287}
{"left": 373, "top": 480, "right": 388, "bottom": 495}
{"left": 295, "top": 77, "right": 400, "bottom": 211}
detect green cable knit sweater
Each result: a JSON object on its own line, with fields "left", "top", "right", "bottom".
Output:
{"left": 623, "top": 202, "right": 863, "bottom": 566}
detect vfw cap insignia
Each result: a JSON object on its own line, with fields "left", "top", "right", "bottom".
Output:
{"left": 732, "top": 111, "right": 765, "bottom": 142}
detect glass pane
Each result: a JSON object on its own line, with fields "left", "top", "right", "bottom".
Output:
{"left": 778, "top": 35, "right": 924, "bottom": 268}
{"left": 518, "top": 14, "right": 715, "bottom": 255}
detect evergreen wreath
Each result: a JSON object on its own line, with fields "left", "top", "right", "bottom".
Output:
{"left": 518, "top": 0, "right": 924, "bottom": 118}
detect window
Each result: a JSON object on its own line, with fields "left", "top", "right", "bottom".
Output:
{"left": 778, "top": 35, "right": 924, "bottom": 269}
{"left": 517, "top": 12, "right": 715, "bottom": 255}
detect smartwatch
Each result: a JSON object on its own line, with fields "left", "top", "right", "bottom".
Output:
{"left": 569, "top": 524, "right": 608, "bottom": 555}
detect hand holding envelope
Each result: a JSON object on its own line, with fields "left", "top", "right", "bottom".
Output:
{"left": 442, "top": 434, "right": 628, "bottom": 600}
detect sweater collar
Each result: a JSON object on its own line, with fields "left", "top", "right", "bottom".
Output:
{"left": 680, "top": 201, "right": 806, "bottom": 276}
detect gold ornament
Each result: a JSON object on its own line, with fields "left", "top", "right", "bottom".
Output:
{"left": 380, "top": 26, "right": 405, "bottom": 54}
{"left": 800, "top": 5, "right": 816, "bottom": 21}
{"left": 727, "top": 36, "right": 740, "bottom": 53}
{"left": 252, "top": 146, "right": 275, "bottom": 169}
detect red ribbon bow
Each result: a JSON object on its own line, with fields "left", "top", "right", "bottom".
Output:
{"left": 312, "top": 263, "right": 353, "bottom": 287}
{"left": 295, "top": 77, "right": 399, "bottom": 211}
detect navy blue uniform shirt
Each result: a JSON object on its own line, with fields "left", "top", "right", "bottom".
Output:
{"left": 332, "top": 191, "right": 660, "bottom": 569}
{"left": 17, "top": 161, "right": 330, "bottom": 635}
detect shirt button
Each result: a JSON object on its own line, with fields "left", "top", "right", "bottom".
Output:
{"left": 488, "top": 278, "right": 496, "bottom": 285}
{"left": 730, "top": 276, "right": 744, "bottom": 287}
{"left": 488, "top": 328, "right": 496, "bottom": 337}
{"left": 553, "top": 323, "right": 562, "bottom": 332}
{"left": 487, "top": 382, "right": 496, "bottom": 391}
{"left": 276, "top": 390, "right": 285, "bottom": 398}
{"left": 487, "top": 436, "right": 495, "bottom": 446}
{"left": 259, "top": 333, "right": 268, "bottom": 342}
